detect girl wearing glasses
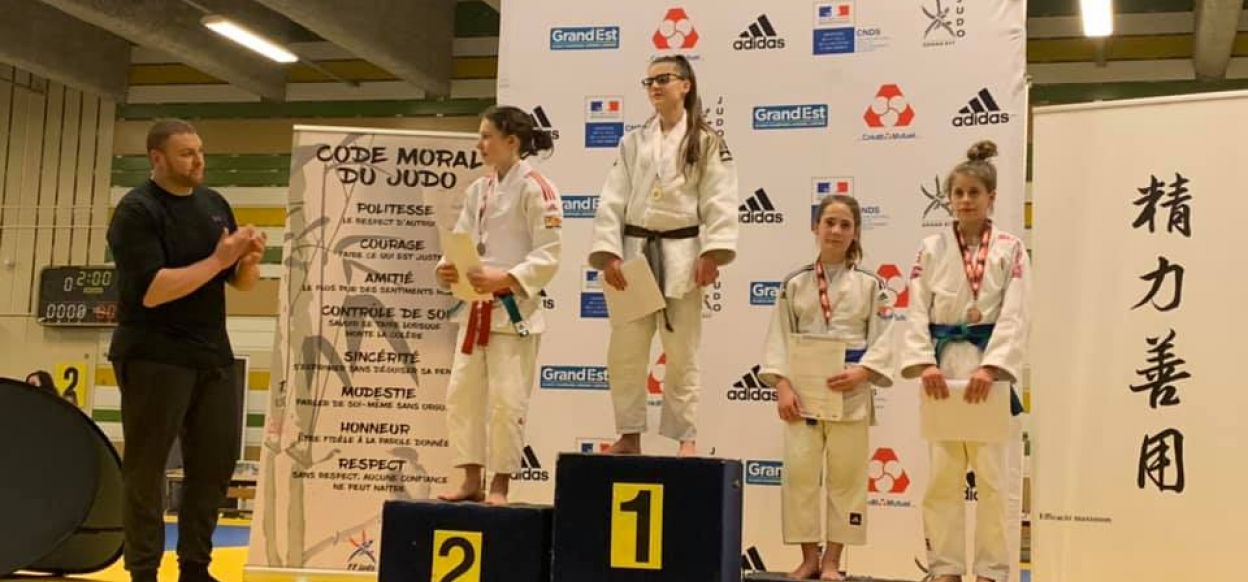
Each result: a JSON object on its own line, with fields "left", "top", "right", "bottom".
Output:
{"left": 900, "top": 141, "right": 1029, "bottom": 582}
{"left": 589, "top": 55, "right": 739, "bottom": 456}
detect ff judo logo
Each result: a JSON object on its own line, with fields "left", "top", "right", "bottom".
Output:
{"left": 653, "top": 7, "right": 699, "bottom": 53}
{"left": 920, "top": 174, "right": 954, "bottom": 227}
{"left": 511, "top": 446, "right": 550, "bottom": 481}
{"left": 922, "top": 0, "right": 966, "bottom": 48}
{"left": 346, "top": 529, "right": 377, "bottom": 571}
{"left": 862, "top": 84, "right": 918, "bottom": 142}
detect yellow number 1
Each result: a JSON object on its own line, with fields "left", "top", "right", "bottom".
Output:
{"left": 610, "top": 483, "right": 664, "bottom": 570}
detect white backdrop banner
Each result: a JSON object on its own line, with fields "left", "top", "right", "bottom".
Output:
{"left": 498, "top": 0, "right": 1027, "bottom": 578}
{"left": 248, "top": 127, "right": 483, "bottom": 572}
{"left": 1032, "top": 91, "right": 1248, "bottom": 581}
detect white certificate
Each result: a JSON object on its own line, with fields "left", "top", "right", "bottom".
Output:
{"left": 603, "top": 258, "right": 667, "bottom": 325}
{"left": 920, "top": 380, "right": 1010, "bottom": 443}
{"left": 787, "top": 334, "right": 847, "bottom": 421}
{"left": 437, "top": 228, "right": 491, "bottom": 302}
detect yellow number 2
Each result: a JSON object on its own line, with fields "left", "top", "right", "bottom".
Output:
{"left": 431, "top": 530, "right": 482, "bottom": 582}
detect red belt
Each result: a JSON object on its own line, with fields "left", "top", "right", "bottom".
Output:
{"left": 460, "top": 291, "right": 512, "bottom": 355}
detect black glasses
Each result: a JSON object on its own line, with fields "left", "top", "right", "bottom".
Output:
{"left": 641, "top": 73, "right": 684, "bottom": 87}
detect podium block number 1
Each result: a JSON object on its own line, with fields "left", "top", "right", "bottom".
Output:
{"left": 610, "top": 483, "right": 664, "bottom": 570}
{"left": 432, "top": 530, "right": 482, "bottom": 582}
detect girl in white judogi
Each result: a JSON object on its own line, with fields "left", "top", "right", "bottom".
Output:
{"left": 900, "top": 141, "right": 1029, "bottom": 582}
{"left": 589, "top": 55, "right": 739, "bottom": 456}
{"left": 760, "top": 194, "right": 895, "bottom": 580}
{"left": 435, "top": 106, "right": 563, "bottom": 505}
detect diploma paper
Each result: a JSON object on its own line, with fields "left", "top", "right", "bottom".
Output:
{"left": 437, "top": 228, "right": 491, "bottom": 302}
{"left": 787, "top": 334, "right": 847, "bottom": 421}
{"left": 603, "top": 258, "right": 667, "bottom": 325}
{"left": 920, "top": 380, "right": 1010, "bottom": 443}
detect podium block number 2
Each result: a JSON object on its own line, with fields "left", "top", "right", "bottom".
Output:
{"left": 432, "top": 530, "right": 482, "bottom": 582}
{"left": 610, "top": 483, "right": 664, "bottom": 570}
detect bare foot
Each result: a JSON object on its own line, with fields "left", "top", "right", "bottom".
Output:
{"left": 677, "top": 440, "right": 697, "bottom": 457}
{"left": 930, "top": 576, "right": 962, "bottom": 582}
{"left": 788, "top": 562, "right": 820, "bottom": 579}
{"left": 819, "top": 569, "right": 845, "bottom": 581}
{"left": 436, "top": 466, "right": 483, "bottom": 502}
{"left": 820, "top": 542, "right": 845, "bottom": 580}
{"left": 787, "top": 542, "right": 821, "bottom": 579}
{"left": 436, "top": 487, "right": 484, "bottom": 502}
{"left": 976, "top": 577, "right": 996, "bottom": 582}
{"left": 484, "top": 473, "right": 510, "bottom": 506}
{"left": 606, "top": 433, "right": 641, "bottom": 455}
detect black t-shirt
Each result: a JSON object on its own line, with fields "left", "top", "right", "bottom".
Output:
{"left": 107, "top": 180, "right": 239, "bottom": 369}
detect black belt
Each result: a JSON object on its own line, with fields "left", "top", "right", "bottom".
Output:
{"left": 623, "top": 224, "right": 699, "bottom": 331}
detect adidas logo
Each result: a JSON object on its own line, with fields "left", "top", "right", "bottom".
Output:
{"left": 733, "top": 14, "right": 786, "bottom": 50}
{"left": 738, "top": 188, "right": 785, "bottom": 224}
{"left": 511, "top": 446, "right": 551, "bottom": 481}
{"left": 741, "top": 546, "right": 768, "bottom": 572}
{"left": 952, "top": 89, "right": 1010, "bottom": 127}
{"left": 728, "top": 365, "right": 777, "bottom": 402}
{"left": 530, "top": 106, "right": 561, "bottom": 140}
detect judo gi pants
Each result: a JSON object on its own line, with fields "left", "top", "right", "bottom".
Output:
{"left": 445, "top": 328, "right": 540, "bottom": 474}
{"left": 782, "top": 418, "right": 869, "bottom": 545}
{"left": 608, "top": 289, "right": 702, "bottom": 442}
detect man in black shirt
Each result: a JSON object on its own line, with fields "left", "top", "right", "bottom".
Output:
{"left": 107, "top": 119, "right": 266, "bottom": 582}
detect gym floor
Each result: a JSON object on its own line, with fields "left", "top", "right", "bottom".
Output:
{"left": 20, "top": 521, "right": 1033, "bottom": 582}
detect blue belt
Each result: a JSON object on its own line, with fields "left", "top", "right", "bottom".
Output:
{"left": 929, "top": 323, "right": 1023, "bottom": 416}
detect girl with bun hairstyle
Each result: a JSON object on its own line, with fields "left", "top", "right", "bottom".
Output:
{"left": 899, "top": 141, "right": 1030, "bottom": 582}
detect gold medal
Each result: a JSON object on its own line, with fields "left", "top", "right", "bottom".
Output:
{"left": 967, "top": 306, "right": 982, "bottom": 323}
{"left": 650, "top": 185, "right": 663, "bottom": 201}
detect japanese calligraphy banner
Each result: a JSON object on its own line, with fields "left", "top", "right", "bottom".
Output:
{"left": 1031, "top": 91, "right": 1248, "bottom": 581}
{"left": 499, "top": 0, "right": 1027, "bottom": 578}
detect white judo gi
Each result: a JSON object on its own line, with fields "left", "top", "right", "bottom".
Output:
{"left": 438, "top": 158, "right": 562, "bottom": 474}
{"left": 589, "top": 112, "right": 739, "bottom": 442}
{"left": 900, "top": 225, "right": 1030, "bottom": 581}
{"left": 759, "top": 262, "right": 895, "bottom": 545}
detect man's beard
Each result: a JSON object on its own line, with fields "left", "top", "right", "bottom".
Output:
{"left": 172, "top": 168, "right": 203, "bottom": 188}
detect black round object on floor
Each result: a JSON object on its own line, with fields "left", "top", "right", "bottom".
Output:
{"left": 0, "top": 376, "right": 123, "bottom": 576}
